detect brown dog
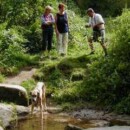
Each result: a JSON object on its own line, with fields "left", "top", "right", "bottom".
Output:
{"left": 30, "top": 82, "right": 47, "bottom": 114}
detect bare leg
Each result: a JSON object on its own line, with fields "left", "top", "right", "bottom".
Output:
{"left": 101, "top": 43, "right": 107, "bottom": 56}
{"left": 43, "top": 96, "right": 47, "bottom": 111}
{"left": 88, "top": 37, "right": 94, "bottom": 53}
{"left": 39, "top": 99, "right": 43, "bottom": 113}
{"left": 42, "top": 87, "right": 47, "bottom": 111}
{"left": 31, "top": 105, "right": 34, "bottom": 115}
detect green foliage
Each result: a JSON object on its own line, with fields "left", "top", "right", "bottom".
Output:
{"left": 53, "top": 81, "right": 83, "bottom": 103}
{"left": 67, "top": 0, "right": 82, "bottom": 14}
{"left": 67, "top": 10, "right": 89, "bottom": 52}
{"left": 76, "top": 0, "right": 130, "bottom": 16}
{"left": 0, "top": 24, "right": 38, "bottom": 75}
{"left": 0, "top": 0, "right": 55, "bottom": 54}
{"left": 34, "top": 54, "right": 92, "bottom": 103}
{"left": 115, "top": 95, "right": 130, "bottom": 114}
{"left": 79, "top": 10, "right": 130, "bottom": 113}
{"left": 110, "top": 9, "right": 130, "bottom": 61}
{"left": 0, "top": 74, "right": 5, "bottom": 83}
{"left": 21, "top": 79, "right": 36, "bottom": 93}
{"left": 23, "top": 20, "right": 42, "bottom": 53}
{"left": 34, "top": 9, "right": 130, "bottom": 114}
{"left": 0, "top": 0, "right": 130, "bottom": 115}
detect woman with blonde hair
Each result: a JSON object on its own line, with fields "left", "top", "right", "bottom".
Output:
{"left": 41, "top": 5, "right": 55, "bottom": 57}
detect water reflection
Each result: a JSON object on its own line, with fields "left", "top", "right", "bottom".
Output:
{"left": 13, "top": 113, "right": 69, "bottom": 130}
{"left": 12, "top": 112, "right": 130, "bottom": 130}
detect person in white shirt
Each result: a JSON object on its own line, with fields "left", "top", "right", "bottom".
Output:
{"left": 85, "top": 8, "right": 107, "bottom": 56}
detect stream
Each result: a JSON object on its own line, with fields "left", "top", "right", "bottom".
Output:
{"left": 12, "top": 113, "right": 76, "bottom": 130}
{"left": 11, "top": 112, "right": 130, "bottom": 130}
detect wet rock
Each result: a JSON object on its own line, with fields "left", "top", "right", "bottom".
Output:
{"left": 89, "top": 120, "right": 110, "bottom": 127}
{"left": 70, "top": 108, "right": 130, "bottom": 127}
{"left": 47, "top": 106, "right": 63, "bottom": 114}
{"left": 65, "top": 124, "right": 83, "bottom": 130}
{"left": 0, "top": 103, "right": 15, "bottom": 128}
{"left": 86, "top": 126, "right": 130, "bottom": 130}
{"left": 71, "top": 109, "right": 105, "bottom": 119}
{"left": 0, "top": 103, "right": 29, "bottom": 129}
{"left": 0, "top": 126, "right": 4, "bottom": 130}
{"left": 109, "top": 115, "right": 130, "bottom": 126}
{"left": 0, "top": 84, "right": 28, "bottom": 106}
{"left": 16, "top": 105, "right": 30, "bottom": 116}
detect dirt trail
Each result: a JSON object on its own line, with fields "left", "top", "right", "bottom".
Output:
{"left": 5, "top": 68, "right": 37, "bottom": 85}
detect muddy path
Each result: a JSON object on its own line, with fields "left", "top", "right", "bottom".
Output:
{"left": 4, "top": 68, "right": 37, "bottom": 85}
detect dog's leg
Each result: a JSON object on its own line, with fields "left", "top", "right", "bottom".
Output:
{"left": 31, "top": 104, "right": 34, "bottom": 114}
{"left": 43, "top": 94, "right": 47, "bottom": 111}
{"left": 42, "top": 87, "right": 47, "bottom": 111}
{"left": 39, "top": 100, "right": 43, "bottom": 113}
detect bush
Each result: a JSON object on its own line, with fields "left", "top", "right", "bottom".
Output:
{"left": 0, "top": 74, "right": 5, "bottom": 83}
{"left": 110, "top": 9, "right": 130, "bottom": 61}
{"left": 79, "top": 10, "right": 130, "bottom": 113}
{"left": 0, "top": 24, "right": 37, "bottom": 75}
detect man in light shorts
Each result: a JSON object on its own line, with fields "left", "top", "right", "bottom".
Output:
{"left": 85, "top": 8, "right": 107, "bottom": 56}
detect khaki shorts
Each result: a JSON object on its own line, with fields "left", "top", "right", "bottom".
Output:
{"left": 92, "top": 29, "right": 105, "bottom": 44}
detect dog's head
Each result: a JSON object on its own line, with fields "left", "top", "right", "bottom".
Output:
{"left": 30, "top": 90, "right": 40, "bottom": 105}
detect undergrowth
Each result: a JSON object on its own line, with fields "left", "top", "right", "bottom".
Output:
{"left": 34, "top": 10, "right": 130, "bottom": 114}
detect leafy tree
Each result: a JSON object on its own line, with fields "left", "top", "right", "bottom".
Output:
{"left": 75, "top": 0, "right": 130, "bottom": 16}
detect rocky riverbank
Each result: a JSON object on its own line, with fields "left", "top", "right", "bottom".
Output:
{"left": 66, "top": 108, "right": 130, "bottom": 130}
{"left": 1, "top": 103, "right": 130, "bottom": 130}
{"left": 0, "top": 103, "right": 29, "bottom": 130}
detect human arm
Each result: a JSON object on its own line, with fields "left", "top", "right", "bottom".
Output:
{"left": 55, "top": 14, "right": 59, "bottom": 36}
{"left": 85, "top": 17, "right": 91, "bottom": 28}
{"left": 85, "top": 23, "right": 91, "bottom": 28}
{"left": 41, "top": 14, "right": 55, "bottom": 26}
{"left": 47, "top": 13, "right": 55, "bottom": 25}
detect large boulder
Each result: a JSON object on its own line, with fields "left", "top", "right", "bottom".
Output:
{"left": 0, "top": 84, "right": 28, "bottom": 106}
{"left": 0, "top": 103, "right": 29, "bottom": 129}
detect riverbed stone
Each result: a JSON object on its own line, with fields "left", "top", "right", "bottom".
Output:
{"left": 86, "top": 126, "right": 130, "bottom": 130}
{"left": 0, "top": 103, "right": 29, "bottom": 129}
{"left": 65, "top": 124, "right": 83, "bottom": 130}
{"left": 89, "top": 120, "right": 110, "bottom": 127}
{"left": 0, "top": 84, "right": 28, "bottom": 106}
{"left": 47, "top": 106, "right": 63, "bottom": 113}
{"left": 70, "top": 108, "right": 130, "bottom": 126}
{"left": 0, "top": 126, "right": 4, "bottom": 130}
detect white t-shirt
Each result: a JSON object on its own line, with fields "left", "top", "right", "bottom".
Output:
{"left": 88, "top": 13, "right": 105, "bottom": 30}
